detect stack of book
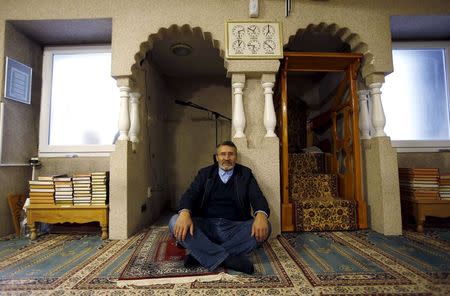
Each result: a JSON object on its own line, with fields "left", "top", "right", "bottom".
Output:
{"left": 29, "top": 176, "right": 55, "bottom": 205}
{"left": 91, "top": 172, "right": 109, "bottom": 205}
{"left": 54, "top": 176, "right": 73, "bottom": 205}
{"left": 439, "top": 173, "right": 450, "bottom": 200}
{"left": 73, "top": 173, "right": 92, "bottom": 205}
{"left": 399, "top": 168, "right": 439, "bottom": 200}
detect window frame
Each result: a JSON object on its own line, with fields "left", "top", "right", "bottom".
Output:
{"left": 385, "top": 41, "right": 450, "bottom": 152}
{"left": 39, "top": 45, "right": 117, "bottom": 157}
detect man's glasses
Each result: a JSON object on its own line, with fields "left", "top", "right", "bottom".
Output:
{"left": 218, "top": 152, "right": 235, "bottom": 157}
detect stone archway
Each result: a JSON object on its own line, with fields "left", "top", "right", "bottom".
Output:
{"left": 285, "top": 22, "right": 375, "bottom": 80}
{"left": 129, "top": 24, "right": 226, "bottom": 82}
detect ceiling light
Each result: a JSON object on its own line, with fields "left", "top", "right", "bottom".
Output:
{"left": 170, "top": 43, "right": 192, "bottom": 56}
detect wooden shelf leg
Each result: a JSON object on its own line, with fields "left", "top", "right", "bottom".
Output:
{"left": 417, "top": 217, "right": 425, "bottom": 233}
{"left": 101, "top": 224, "right": 108, "bottom": 240}
{"left": 29, "top": 222, "right": 37, "bottom": 240}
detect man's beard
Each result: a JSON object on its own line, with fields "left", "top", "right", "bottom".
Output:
{"left": 220, "top": 162, "right": 234, "bottom": 171}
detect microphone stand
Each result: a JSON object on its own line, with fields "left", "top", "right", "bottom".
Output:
{"left": 174, "top": 100, "right": 231, "bottom": 147}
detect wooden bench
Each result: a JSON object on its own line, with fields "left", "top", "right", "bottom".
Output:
{"left": 402, "top": 198, "right": 450, "bottom": 232}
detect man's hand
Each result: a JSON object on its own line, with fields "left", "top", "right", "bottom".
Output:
{"left": 251, "top": 212, "right": 269, "bottom": 242}
{"left": 174, "top": 210, "right": 194, "bottom": 241}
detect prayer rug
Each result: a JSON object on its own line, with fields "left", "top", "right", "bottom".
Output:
{"left": 2, "top": 228, "right": 450, "bottom": 295}
{"left": 279, "top": 232, "right": 411, "bottom": 287}
{"left": 117, "top": 227, "right": 293, "bottom": 288}
{"left": 347, "top": 229, "right": 450, "bottom": 284}
{"left": 0, "top": 234, "right": 111, "bottom": 291}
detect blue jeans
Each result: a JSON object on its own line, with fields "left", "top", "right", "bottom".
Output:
{"left": 168, "top": 214, "right": 271, "bottom": 271}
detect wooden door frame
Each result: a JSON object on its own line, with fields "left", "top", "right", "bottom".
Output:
{"left": 279, "top": 52, "right": 367, "bottom": 232}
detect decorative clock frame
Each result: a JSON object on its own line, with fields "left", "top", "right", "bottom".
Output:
{"left": 225, "top": 21, "right": 283, "bottom": 59}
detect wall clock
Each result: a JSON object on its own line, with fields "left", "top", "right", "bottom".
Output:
{"left": 226, "top": 21, "right": 283, "bottom": 59}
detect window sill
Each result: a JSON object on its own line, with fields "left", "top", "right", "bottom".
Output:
{"left": 391, "top": 140, "right": 450, "bottom": 153}
{"left": 38, "top": 152, "right": 112, "bottom": 158}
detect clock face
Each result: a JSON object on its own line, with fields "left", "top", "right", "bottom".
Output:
{"left": 232, "top": 39, "right": 245, "bottom": 53}
{"left": 262, "top": 24, "right": 275, "bottom": 39}
{"left": 246, "top": 24, "right": 260, "bottom": 38}
{"left": 247, "top": 40, "right": 260, "bottom": 54}
{"left": 263, "top": 40, "right": 276, "bottom": 54}
{"left": 226, "top": 22, "right": 282, "bottom": 58}
{"left": 232, "top": 25, "right": 245, "bottom": 39}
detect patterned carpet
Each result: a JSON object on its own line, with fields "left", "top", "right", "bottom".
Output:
{"left": 0, "top": 227, "right": 449, "bottom": 295}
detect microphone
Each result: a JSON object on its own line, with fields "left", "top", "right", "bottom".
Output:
{"left": 174, "top": 100, "right": 190, "bottom": 106}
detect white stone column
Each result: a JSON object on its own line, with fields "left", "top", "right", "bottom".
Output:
{"left": 369, "top": 82, "right": 386, "bottom": 137}
{"left": 358, "top": 90, "right": 371, "bottom": 139}
{"left": 232, "top": 74, "right": 246, "bottom": 138}
{"left": 262, "top": 74, "right": 276, "bottom": 137}
{"left": 118, "top": 86, "right": 131, "bottom": 141}
{"left": 129, "top": 92, "right": 141, "bottom": 143}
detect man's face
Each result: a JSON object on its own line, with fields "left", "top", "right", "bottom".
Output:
{"left": 216, "top": 145, "right": 237, "bottom": 171}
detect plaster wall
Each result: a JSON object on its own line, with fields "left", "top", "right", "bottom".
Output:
{"left": 36, "top": 158, "right": 110, "bottom": 177}
{"left": 143, "top": 59, "right": 170, "bottom": 226}
{"left": 397, "top": 152, "right": 450, "bottom": 173}
{"left": 232, "top": 76, "right": 281, "bottom": 235}
{"left": 2, "top": 0, "right": 450, "bottom": 236}
{"left": 0, "top": 0, "right": 449, "bottom": 81}
{"left": 166, "top": 76, "right": 231, "bottom": 209}
{"left": 0, "top": 22, "right": 42, "bottom": 236}
{"left": 109, "top": 59, "right": 170, "bottom": 239}
{"left": 363, "top": 137, "right": 402, "bottom": 235}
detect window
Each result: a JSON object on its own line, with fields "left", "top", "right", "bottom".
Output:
{"left": 381, "top": 42, "right": 450, "bottom": 151}
{"left": 39, "top": 45, "right": 120, "bottom": 156}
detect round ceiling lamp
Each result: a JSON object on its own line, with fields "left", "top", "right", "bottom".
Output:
{"left": 170, "top": 43, "right": 192, "bottom": 56}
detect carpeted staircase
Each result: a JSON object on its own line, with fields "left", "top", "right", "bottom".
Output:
{"left": 289, "top": 152, "right": 357, "bottom": 231}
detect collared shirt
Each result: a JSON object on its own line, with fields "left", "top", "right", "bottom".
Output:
{"left": 218, "top": 166, "right": 268, "bottom": 218}
{"left": 218, "top": 167, "right": 234, "bottom": 183}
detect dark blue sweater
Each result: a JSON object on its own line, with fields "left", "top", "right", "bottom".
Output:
{"left": 179, "top": 164, "right": 270, "bottom": 220}
{"left": 202, "top": 174, "right": 242, "bottom": 220}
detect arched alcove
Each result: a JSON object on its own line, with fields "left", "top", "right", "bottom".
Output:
{"left": 127, "top": 24, "right": 231, "bottom": 212}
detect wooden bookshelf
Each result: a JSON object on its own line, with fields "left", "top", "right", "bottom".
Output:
{"left": 26, "top": 204, "right": 108, "bottom": 240}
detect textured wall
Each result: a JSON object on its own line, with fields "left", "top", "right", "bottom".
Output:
{"left": 363, "top": 137, "right": 402, "bottom": 235}
{"left": 397, "top": 152, "right": 450, "bottom": 173}
{"left": 0, "top": 23, "right": 42, "bottom": 236}
{"left": 110, "top": 59, "right": 171, "bottom": 239}
{"left": 166, "top": 76, "right": 231, "bottom": 209}
{"left": 0, "top": 0, "right": 448, "bottom": 81}
{"left": 1, "top": 0, "right": 450, "bottom": 236}
{"left": 37, "top": 158, "right": 110, "bottom": 177}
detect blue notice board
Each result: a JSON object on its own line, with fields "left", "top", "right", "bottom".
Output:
{"left": 4, "top": 57, "right": 32, "bottom": 104}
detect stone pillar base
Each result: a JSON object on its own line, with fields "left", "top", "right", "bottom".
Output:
{"left": 363, "top": 137, "right": 402, "bottom": 235}
{"left": 109, "top": 140, "right": 130, "bottom": 239}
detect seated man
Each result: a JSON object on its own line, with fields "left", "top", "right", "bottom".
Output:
{"left": 169, "top": 141, "right": 271, "bottom": 274}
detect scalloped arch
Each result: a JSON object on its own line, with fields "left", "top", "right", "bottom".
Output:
{"left": 129, "top": 24, "right": 225, "bottom": 80}
{"left": 285, "top": 22, "right": 374, "bottom": 80}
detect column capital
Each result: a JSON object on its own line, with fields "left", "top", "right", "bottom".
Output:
{"left": 226, "top": 60, "right": 280, "bottom": 78}
{"left": 364, "top": 72, "right": 385, "bottom": 86}
{"left": 231, "top": 73, "right": 246, "bottom": 85}
{"left": 232, "top": 82, "right": 245, "bottom": 89}
{"left": 129, "top": 92, "right": 141, "bottom": 103}
{"left": 118, "top": 85, "right": 131, "bottom": 93}
{"left": 262, "top": 82, "right": 274, "bottom": 95}
{"left": 261, "top": 73, "right": 276, "bottom": 84}
{"left": 115, "top": 76, "right": 135, "bottom": 88}
{"left": 357, "top": 89, "right": 370, "bottom": 96}
{"left": 369, "top": 82, "right": 383, "bottom": 96}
